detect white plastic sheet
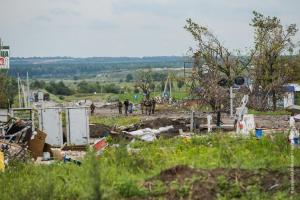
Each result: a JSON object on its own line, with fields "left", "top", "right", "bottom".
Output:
{"left": 125, "top": 126, "right": 174, "bottom": 142}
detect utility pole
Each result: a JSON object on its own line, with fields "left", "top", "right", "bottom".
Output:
{"left": 27, "top": 72, "right": 30, "bottom": 107}
{"left": 169, "top": 74, "right": 172, "bottom": 102}
{"left": 230, "top": 86, "right": 233, "bottom": 118}
{"left": 17, "top": 74, "right": 21, "bottom": 108}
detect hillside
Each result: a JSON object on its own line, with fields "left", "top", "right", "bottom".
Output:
{"left": 9, "top": 56, "right": 187, "bottom": 78}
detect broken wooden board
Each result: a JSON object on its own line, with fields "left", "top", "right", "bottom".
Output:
{"left": 28, "top": 129, "right": 47, "bottom": 160}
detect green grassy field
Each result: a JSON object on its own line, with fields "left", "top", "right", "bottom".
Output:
{"left": 90, "top": 115, "right": 141, "bottom": 127}
{"left": 64, "top": 90, "right": 189, "bottom": 104}
{"left": 0, "top": 134, "right": 299, "bottom": 199}
{"left": 248, "top": 109, "right": 290, "bottom": 116}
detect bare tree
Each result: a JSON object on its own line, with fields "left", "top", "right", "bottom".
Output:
{"left": 134, "top": 69, "right": 153, "bottom": 99}
{"left": 184, "top": 19, "right": 252, "bottom": 111}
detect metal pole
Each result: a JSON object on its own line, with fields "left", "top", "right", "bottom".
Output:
{"left": 190, "top": 110, "right": 195, "bottom": 132}
{"left": 230, "top": 86, "right": 233, "bottom": 118}
{"left": 207, "top": 114, "right": 212, "bottom": 133}
{"left": 17, "top": 74, "right": 21, "bottom": 108}
{"left": 169, "top": 75, "right": 172, "bottom": 103}
{"left": 21, "top": 81, "right": 27, "bottom": 107}
{"left": 183, "top": 62, "right": 186, "bottom": 78}
{"left": 27, "top": 72, "right": 30, "bottom": 107}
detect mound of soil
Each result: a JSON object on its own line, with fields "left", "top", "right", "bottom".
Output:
{"left": 89, "top": 124, "right": 111, "bottom": 138}
{"left": 143, "top": 165, "right": 300, "bottom": 200}
{"left": 140, "top": 118, "right": 189, "bottom": 132}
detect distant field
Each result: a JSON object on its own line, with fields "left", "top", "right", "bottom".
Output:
{"left": 9, "top": 56, "right": 190, "bottom": 79}
{"left": 64, "top": 90, "right": 189, "bottom": 104}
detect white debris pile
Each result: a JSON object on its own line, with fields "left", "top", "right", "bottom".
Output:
{"left": 124, "top": 126, "right": 174, "bottom": 142}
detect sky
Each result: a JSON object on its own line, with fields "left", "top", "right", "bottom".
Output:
{"left": 0, "top": 0, "right": 299, "bottom": 57}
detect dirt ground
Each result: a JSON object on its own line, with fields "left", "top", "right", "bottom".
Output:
{"left": 142, "top": 165, "right": 300, "bottom": 200}
{"left": 93, "top": 103, "right": 297, "bottom": 130}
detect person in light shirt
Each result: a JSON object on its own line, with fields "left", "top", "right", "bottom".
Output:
{"left": 289, "top": 113, "right": 299, "bottom": 145}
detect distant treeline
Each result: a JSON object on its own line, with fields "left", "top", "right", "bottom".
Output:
{"left": 31, "top": 80, "right": 125, "bottom": 96}
{"left": 9, "top": 56, "right": 186, "bottom": 78}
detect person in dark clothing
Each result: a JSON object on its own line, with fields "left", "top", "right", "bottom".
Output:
{"left": 140, "top": 99, "right": 145, "bottom": 114}
{"left": 118, "top": 101, "right": 123, "bottom": 114}
{"left": 129, "top": 102, "right": 133, "bottom": 114}
{"left": 124, "top": 99, "right": 129, "bottom": 116}
{"left": 145, "top": 99, "right": 152, "bottom": 115}
{"left": 90, "top": 102, "right": 96, "bottom": 115}
{"left": 151, "top": 98, "right": 156, "bottom": 114}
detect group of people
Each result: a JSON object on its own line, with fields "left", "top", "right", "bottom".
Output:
{"left": 117, "top": 98, "right": 156, "bottom": 116}
{"left": 118, "top": 99, "right": 135, "bottom": 115}
{"left": 140, "top": 98, "right": 156, "bottom": 115}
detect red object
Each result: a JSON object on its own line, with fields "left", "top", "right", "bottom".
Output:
{"left": 93, "top": 138, "right": 107, "bottom": 151}
{"left": 239, "top": 122, "right": 243, "bottom": 129}
{"left": 0, "top": 57, "right": 4, "bottom": 65}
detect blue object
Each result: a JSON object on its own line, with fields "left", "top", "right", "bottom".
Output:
{"left": 63, "top": 155, "right": 81, "bottom": 166}
{"left": 294, "top": 137, "right": 299, "bottom": 145}
{"left": 285, "top": 85, "right": 295, "bottom": 92}
{"left": 255, "top": 128, "right": 263, "bottom": 139}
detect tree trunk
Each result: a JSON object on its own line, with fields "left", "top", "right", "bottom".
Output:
{"left": 272, "top": 90, "right": 277, "bottom": 111}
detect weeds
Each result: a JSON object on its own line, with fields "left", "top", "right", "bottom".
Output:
{"left": 0, "top": 134, "right": 299, "bottom": 199}
{"left": 90, "top": 116, "right": 140, "bottom": 127}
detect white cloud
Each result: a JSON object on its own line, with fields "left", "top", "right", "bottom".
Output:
{"left": 0, "top": 0, "right": 299, "bottom": 57}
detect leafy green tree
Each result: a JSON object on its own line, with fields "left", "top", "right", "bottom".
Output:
{"left": 250, "top": 11, "right": 298, "bottom": 111}
{"left": 149, "top": 83, "right": 156, "bottom": 92}
{"left": 177, "top": 79, "right": 185, "bottom": 91}
{"left": 30, "top": 80, "right": 46, "bottom": 89}
{"left": 184, "top": 19, "right": 252, "bottom": 110}
{"left": 0, "top": 74, "right": 18, "bottom": 108}
{"left": 135, "top": 69, "right": 153, "bottom": 99}
{"left": 160, "top": 80, "right": 165, "bottom": 92}
{"left": 133, "top": 87, "right": 139, "bottom": 94}
{"left": 151, "top": 72, "right": 167, "bottom": 81}
{"left": 291, "top": 53, "right": 300, "bottom": 82}
{"left": 103, "top": 84, "right": 121, "bottom": 93}
{"left": 126, "top": 74, "right": 133, "bottom": 82}
{"left": 45, "top": 81, "right": 74, "bottom": 96}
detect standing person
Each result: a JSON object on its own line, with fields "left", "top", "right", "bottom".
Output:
{"left": 90, "top": 102, "right": 96, "bottom": 115}
{"left": 140, "top": 99, "right": 145, "bottom": 114}
{"left": 289, "top": 113, "right": 299, "bottom": 144}
{"left": 129, "top": 102, "right": 133, "bottom": 114}
{"left": 118, "top": 100, "right": 123, "bottom": 114}
{"left": 151, "top": 98, "right": 156, "bottom": 114}
{"left": 124, "top": 99, "right": 129, "bottom": 116}
{"left": 145, "top": 99, "right": 152, "bottom": 115}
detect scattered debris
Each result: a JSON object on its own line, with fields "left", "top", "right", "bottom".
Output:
{"left": 0, "top": 151, "right": 4, "bottom": 172}
{"left": 124, "top": 126, "right": 174, "bottom": 142}
{"left": 63, "top": 155, "right": 82, "bottom": 166}
{"left": 28, "top": 129, "right": 47, "bottom": 160}
{"left": 61, "top": 145, "right": 87, "bottom": 151}
{"left": 93, "top": 138, "right": 108, "bottom": 151}
{"left": 89, "top": 124, "right": 111, "bottom": 138}
{"left": 51, "top": 148, "right": 63, "bottom": 161}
